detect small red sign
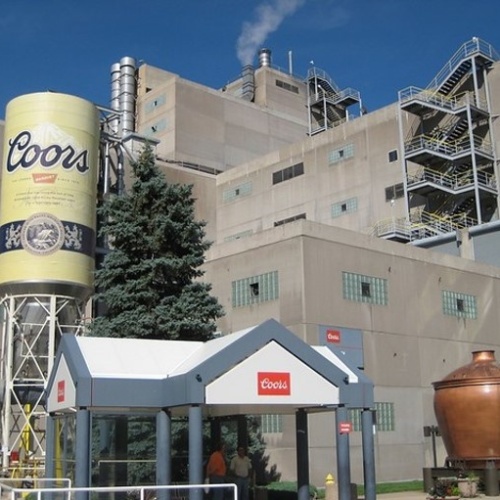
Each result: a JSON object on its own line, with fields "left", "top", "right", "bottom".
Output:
{"left": 32, "top": 173, "right": 58, "bottom": 184}
{"left": 339, "top": 421, "right": 352, "bottom": 434}
{"left": 57, "top": 380, "right": 65, "bottom": 403}
{"left": 326, "top": 329, "right": 341, "bottom": 343}
{"left": 258, "top": 372, "right": 291, "bottom": 396}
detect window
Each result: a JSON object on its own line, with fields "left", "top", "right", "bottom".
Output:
{"left": 388, "top": 150, "right": 398, "bottom": 162}
{"left": 328, "top": 144, "right": 354, "bottom": 165}
{"left": 385, "top": 183, "right": 404, "bottom": 202}
{"left": 349, "top": 402, "right": 395, "bottom": 432}
{"left": 232, "top": 271, "right": 279, "bottom": 307}
{"left": 144, "top": 94, "right": 166, "bottom": 113}
{"left": 272, "top": 163, "right": 304, "bottom": 185}
{"left": 331, "top": 197, "right": 358, "bottom": 218}
{"left": 223, "top": 181, "right": 253, "bottom": 202}
{"left": 144, "top": 118, "right": 167, "bottom": 136}
{"left": 224, "top": 230, "right": 253, "bottom": 242}
{"left": 442, "top": 290, "right": 477, "bottom": 319}
{"left": 343, "top": 272, "right": 388, "bottom": 306}
{"left": 275, "top": 80, "right": 299, "bottom": 94}
{"left": 260, "top": 414, "right": 283, "bottom": 434}
{"left": 274, "top": 213, "right": 306, "bottom": 227}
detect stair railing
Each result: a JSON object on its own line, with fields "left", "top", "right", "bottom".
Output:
{"left": 427, "top": 38, "right": 499, "bottom": 92}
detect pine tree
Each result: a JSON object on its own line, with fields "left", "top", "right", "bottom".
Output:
{"left": 91, "top": 143, "right": 224, "bottom": 340}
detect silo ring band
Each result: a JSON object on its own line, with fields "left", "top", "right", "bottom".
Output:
{"left": 0, "top": 216, "right": 95, "bottom": 257}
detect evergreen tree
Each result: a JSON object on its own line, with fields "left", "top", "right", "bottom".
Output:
{"left": 91, "top": 143, "right": 224, "bottom": 340}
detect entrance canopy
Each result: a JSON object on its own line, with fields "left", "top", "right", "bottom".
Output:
{"left": 47, "top": 319, "right": 373, "bottom": 415}
{"left": 45, "top": 319, "right": 376, "bottom": 500}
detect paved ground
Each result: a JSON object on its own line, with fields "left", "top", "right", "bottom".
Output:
{"left": 376, "top": 493, "right": 500, "bottom": 500}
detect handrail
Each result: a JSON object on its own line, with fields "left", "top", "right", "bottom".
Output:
{"left": 0, "top": 480, "right": 238, "bottom": 500}
{"left": 399, "top": 86, "right": 456, "bottom": 109}
{"left": 372, "top": 218, "right": 411, "bottom": 239}
{"left": 407, "top": 166, "right": 497, "bottom": 192}
{"left": 307, "top": 67, "right": 341, "bottom": 92}
{"left": 309, "top": 87, "right": 360, "bottom": 106}
{"left": 372, "top": 211, "right": 477, "bottom": 241}
{"left": 405, "top": 134, "right": 494, "bottom": 158}
{"left": 427, "top": 37, "right": 500, "bottom": 91}
{"left": 399, "top": 87, "right": 488, "bottom": 113}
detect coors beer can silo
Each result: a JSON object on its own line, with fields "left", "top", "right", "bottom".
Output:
{"left": 0, "top": 92, "right": 99, "bottom": 299}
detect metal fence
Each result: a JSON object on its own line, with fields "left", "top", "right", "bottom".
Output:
{"left": 0, "top": 480, "right": 237, "bottom": 500}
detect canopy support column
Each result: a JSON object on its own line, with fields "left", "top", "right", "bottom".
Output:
{"left": 189, "top": 405, "right": 203, "bottom": 500}
{"left": 362, "top": 409, "right": 376, "bottom": 500}
{"left": 296, "top": 409, "right": 310, "bottom": 500}
{"left": 157, "top": 409, "right": 172, "bottom": 500}
{"left": 44, "top": 413, "right": 55, "bottom": 493}
{"left": 75, "top": 408, "right": 90, "bottom": 500}
{"left": 335, "top": 406, "right": 352, "bottom": 500}
{"left": 237, "top": 415, "right": 248, "bottom": 450}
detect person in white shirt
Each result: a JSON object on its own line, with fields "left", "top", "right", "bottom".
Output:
{"left": 229, "top": 446, "right": 252, "bottom": 500}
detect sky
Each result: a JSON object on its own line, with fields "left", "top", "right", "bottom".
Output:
{"left": 1, "top": 0, "right": 500, "bottom": 118}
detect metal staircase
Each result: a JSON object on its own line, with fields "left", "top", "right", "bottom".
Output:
{"left": 393, "top": 37, "right": 500, "bottom": 242}
{"left": 306, "top": 67, "right": 361, "bottom": 135}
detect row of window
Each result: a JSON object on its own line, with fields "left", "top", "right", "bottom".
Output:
{"left": 142, "top": 118, "right": 168, "bottom": 137}
{"left": 328, "top": 144, "right": 355, "bottom": 164}
{"left": 342, "top": 272, "right": 477, "bottom": 318}
{"left": 144, "top": 94, "right": 166, "bottom": 113}
{"left": 222, "top": 181, "right": 253, "bottom": 202}
{"left": 385, "top": 182, "right": 404, "bottom": 202}
{"left": 272, "top": 162, "right": 304, "bottom": 185}
{"left": 274, "top": 213, "right": 306, "bottom": 227}
{"left": 223, "top": 230, "right": 253, "bottom": 242}
{"left": 275, "top": 79, "right": 299, "bottom": 94}
{"left": 259, "top": 402, "right": 395, "bottom": 434}
{"left": 343, "top": 272, "right": 388, "bottom": 305}
{"left": 223, "top": 196, "right": 358, "bottom": 240}
{"left": 331, "top": 197, "right": 358, "bottom": 218}
{"left": 231, "top": 271, "right": 279, "bottom": 308}
{"left": 223, "top": 145, "right": 400, "bottom": 204}
{"left": 231, "top": 271, "right": 477, "bottom": 319}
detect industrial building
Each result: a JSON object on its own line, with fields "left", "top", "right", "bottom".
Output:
{"left": 2, "top": 36, "right": 500, "bottom": 486}
{"left": 132, "top": 37, "right": 500, "bottom": 483}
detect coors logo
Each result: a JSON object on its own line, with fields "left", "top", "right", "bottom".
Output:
{"left": 6, "top": 125, "right": 90, "bottom": 174}
{"left": 326, "top": 329, "right": 341, "bottom": 343}
{"left": 57, "top": 380, "right": 65, "bottom": 403}
{"left": 257, "top": 372, "right": 291, "bottom": 396}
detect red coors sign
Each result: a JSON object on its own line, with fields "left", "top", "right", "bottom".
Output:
{"left": 257, "top": 372, "right": 291, "bottom": 396}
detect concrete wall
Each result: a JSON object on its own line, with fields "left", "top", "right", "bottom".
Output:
{"left": 204, "top": 220, "right": 500, "bottom": 484}
{"left": 136, "top": 65, "right": 309, "bottom": 172}
{"left": 214, "top": 104, "right": 405, "bottom": 244}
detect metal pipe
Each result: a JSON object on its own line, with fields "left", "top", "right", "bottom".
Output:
{"left": 110, "top": 63, "right": 121, "bottom": 136}
{"left": 258, "top": 48, "right": 271, "bottom": 67}
{"left": 119, "top": 56, "right": 137, "bottom": 137}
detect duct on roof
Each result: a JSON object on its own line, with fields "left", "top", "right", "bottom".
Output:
{"left": 241, "top": 65, "right": 255, "bottom": 102}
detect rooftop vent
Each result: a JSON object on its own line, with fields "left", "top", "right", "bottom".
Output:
{"left": 258, "top": 48, "right": 272, "bottom": 68}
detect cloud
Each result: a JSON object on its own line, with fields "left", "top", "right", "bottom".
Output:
{"left": 236, "top": 0, "right": 306, "bottom": 66}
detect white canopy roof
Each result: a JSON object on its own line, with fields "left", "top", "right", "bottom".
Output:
{"left": 47, "top": 319, "right": 373, "bottom": 415}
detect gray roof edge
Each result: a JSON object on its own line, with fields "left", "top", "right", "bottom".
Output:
{"left": 187, "top": 319, "right": 371, "bottom": 390}
{"left": 46, "top": 334, "right": 93, "bottom": 409}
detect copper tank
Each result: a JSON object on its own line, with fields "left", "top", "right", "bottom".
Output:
{"left": 433, "top": 350, "right": 500, "bottom": 469}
